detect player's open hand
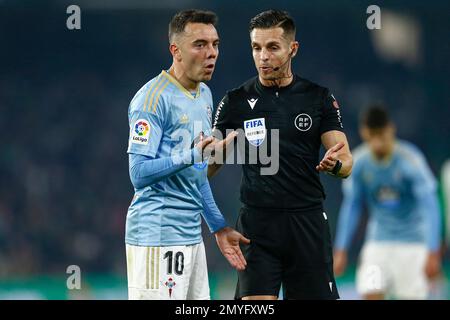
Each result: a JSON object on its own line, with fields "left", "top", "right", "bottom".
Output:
{"left": 424, "top": 251, "right": 441, "bottom": 279}
{"left": 333, "top": 250, "right": 347, "bottom": 277}
{"left": 214, "top": 226, "right": 250, "bottom": 271}
{"left": 316, "top": 141, "right": 345, "bottom": 172}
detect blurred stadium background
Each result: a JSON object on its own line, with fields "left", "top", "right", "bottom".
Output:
{"left": 0, "top": 0, "right": 449, "bottom": 299}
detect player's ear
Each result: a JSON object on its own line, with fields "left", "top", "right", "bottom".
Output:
{"left": 360, "top": 126, "right": 370, "bottom": 142}
{"left": 388, "top": 123, "right": 396, "bottom": 136}
{"left": 169, "top": 43, "right": 182, "bottom": 62}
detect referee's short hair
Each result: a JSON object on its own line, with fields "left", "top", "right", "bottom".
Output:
{"left": 169, "top": 9, "right": 218, "bottom": 43}
{"left": 249, "top": 10, "right": 296, "bottom": 40}
{"left": 361, "top": 105, "right": 391, "bottom": 129}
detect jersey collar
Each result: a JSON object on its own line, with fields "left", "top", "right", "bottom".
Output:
{"left": 255, "top": 74, "right": 298, "bottom": 94}
{"left": 161, "top": 70, "right": 201, "bottom": 99}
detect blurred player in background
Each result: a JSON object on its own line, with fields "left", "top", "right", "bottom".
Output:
{"left": 441, "top": 160, "right": 450, "bottom": 247}
{"left": 125, "top": 9, "right": 249, "bottom": 300}
{"left": 210, "top": 10, "right": 353, "bottom": 300}
{"left": 333, "top": 105, "right": 442, "bottom": 299}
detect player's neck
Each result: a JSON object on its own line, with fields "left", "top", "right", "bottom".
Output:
{"left": 168, "top": 65, "right": 199, "bottom": 92}
{"left": 372, "top": 141, "right": 396, "bottom": 163}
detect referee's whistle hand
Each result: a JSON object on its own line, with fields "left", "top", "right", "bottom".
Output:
{"left": 215, "top": 227, "right": 250, "bottom": 271}
{"left": 209, "top": 131, "right": 238, "bottom": 152}
{"left": 316, "top": 142, "right": 345, "bottom": 172}
{"left": 199, "top": 131, "right": 238, "bottom": 160}
{"left": 196, "top": 136, "right": 214, "bottom": 152}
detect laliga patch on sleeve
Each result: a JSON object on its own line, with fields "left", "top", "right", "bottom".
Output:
{"left": 131, "top": 119, "right": 150, "bottom": 145}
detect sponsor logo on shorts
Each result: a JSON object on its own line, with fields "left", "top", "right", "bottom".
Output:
{"left": 164, "top": 277, "right": 176, "bottom": 298}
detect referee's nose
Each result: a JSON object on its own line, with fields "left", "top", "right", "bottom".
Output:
{"left": 259, "top": 47, "right": 270, "bottom": 63}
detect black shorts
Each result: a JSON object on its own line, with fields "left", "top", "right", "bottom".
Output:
{"left": 234, "top": 205, "right": 339, "bottom": 300}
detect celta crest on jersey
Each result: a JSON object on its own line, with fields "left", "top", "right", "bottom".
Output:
{"left": 205, "top": 105, "right": 212, "bottom": 125}
{"left": 244, "top": 118, "right": 266, "bottom": 146}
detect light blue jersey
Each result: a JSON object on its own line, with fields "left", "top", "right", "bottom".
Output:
{"left": 126, "top": 70, "right": 214, "bottom": 246}
{"left": 335, "top": 140, "right": 441, "bottom": 251}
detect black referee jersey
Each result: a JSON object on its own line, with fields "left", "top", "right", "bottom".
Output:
{"left": 213, "top": 74, "right": 344, "bottom": 211}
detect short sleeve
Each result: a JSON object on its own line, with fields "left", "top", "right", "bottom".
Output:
{"left": 320, "top": 89, "right": 344, "bottom": 135}
{"left": 127, "top": 93, "right": 165, "bottom": 157}
{"left": 212, "top": 93, "right": 233, "bottom": 139}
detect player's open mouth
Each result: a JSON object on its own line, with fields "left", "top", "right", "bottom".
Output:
{"left": 205, "top": 64, "right": 215, "bottom": 70}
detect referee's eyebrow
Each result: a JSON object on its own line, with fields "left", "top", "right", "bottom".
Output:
{"left": 251, "top": 41, "right": 261, "bottom": 48}
{"left": 192, "top": 38, "right": 220, "bottom": 45}
{"left": 251, "top": 40, "right": 281, "bottom": 47}
{"left": 266, "top": 41, "right": 281, "bottom": 47}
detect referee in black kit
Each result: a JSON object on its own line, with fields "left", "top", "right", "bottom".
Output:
{"left": 208, "top": 10, "right": 353, "bottom": 300}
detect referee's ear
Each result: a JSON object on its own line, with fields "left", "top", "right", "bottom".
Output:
{"left": 290, "top": 41, "right": 299, "bottom": 58}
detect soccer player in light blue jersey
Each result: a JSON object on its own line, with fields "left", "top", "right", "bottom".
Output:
{"left": 333, "top": 106, "right": 442, "bottom": 299}
{"left": 125, "top": 9, "right": 249, "bottom": 300}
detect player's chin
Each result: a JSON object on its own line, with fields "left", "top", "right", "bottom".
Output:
{"left": 200, "top": 72, "right": 214, "bottom": 82}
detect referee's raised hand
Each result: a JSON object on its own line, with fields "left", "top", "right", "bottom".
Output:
{"left": 214, "top": 227, "right": 251, "bottom": 271}
{"left": 195, "top": 132, "right": 214, "bottom": 152}
{"left": 316, "top": 141, "right": 345, "bottom": 173}
{"left": 209, "top": 130, "right": 238, "bottom": 150}
{"left": 199, "top": 130, "right": 238, "bottom": 160}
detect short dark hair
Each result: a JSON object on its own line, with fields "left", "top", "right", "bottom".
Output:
{"left": 169, "top": 9, "right": 218, "bottom": 42}
{"left": 361, "top": 105, "right": 391, "bottom": 129}
{"left": 249, "top": 10, "right": 296, "bottom": 39}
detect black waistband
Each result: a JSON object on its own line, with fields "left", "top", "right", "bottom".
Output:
{"left": 241, "top": 203, "right": 324, "bottom": 214}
